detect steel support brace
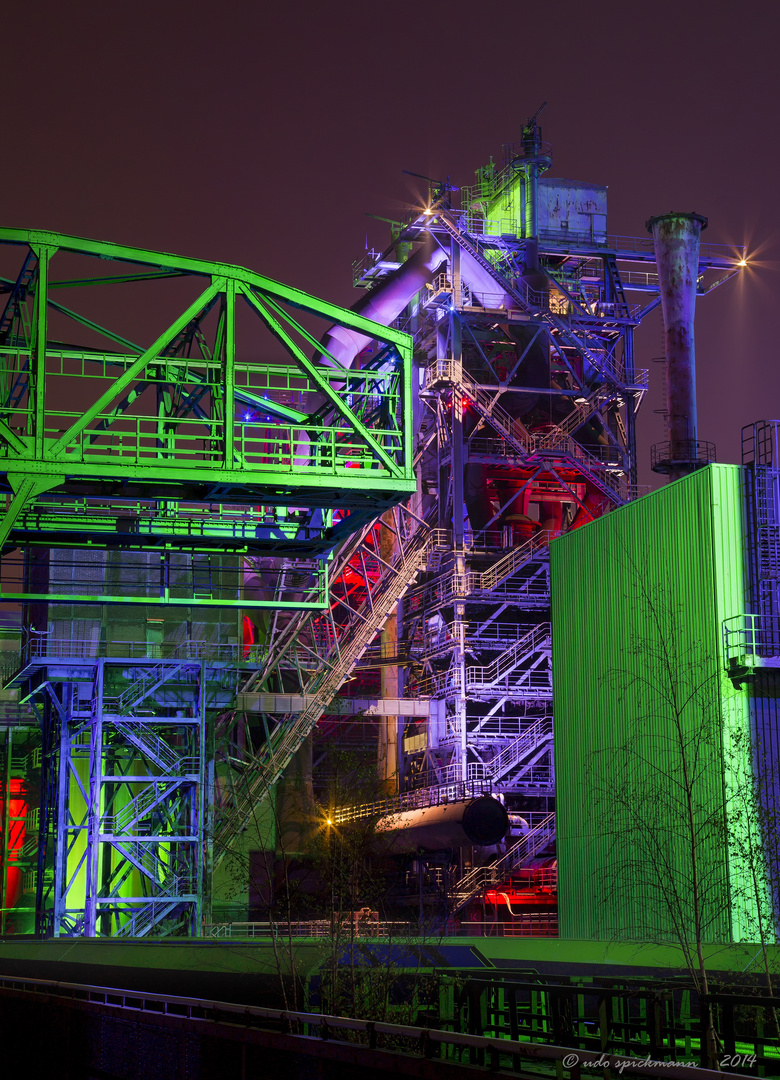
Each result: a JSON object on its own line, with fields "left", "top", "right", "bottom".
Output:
{"left": 39, "top": 654, "right": 210, "bottom": 938}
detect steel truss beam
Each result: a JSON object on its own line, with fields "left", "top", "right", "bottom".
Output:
{"left": 31, "top": 656, "right": 212, "bottom": 938}
{"left": 0, "top": 228, "right": 415, "bottom": 607}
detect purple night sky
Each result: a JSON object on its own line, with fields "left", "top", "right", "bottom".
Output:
{"left": 2, "top": 0, "right": 778, "bottom": 488}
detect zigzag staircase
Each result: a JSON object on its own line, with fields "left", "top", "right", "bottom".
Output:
{"left": 475, "top": 531, "right": 555, "bottom": 591}
{"left": 407, "top": 533, "right": 552, "bottom": 616}
{"left": 102, "top": 780, "right": 183, "bottom": 834}
{"left": 437, "top": 210, "right": 626, "bottom": 388}
{"left": 481, "top": 717, "right": 553, "bottom": 784}
{"left": 110, "top": 839, "right": 185, "bottom": 894}
{"left": 416, "top": 624, "right": 552, "bottom": 701}
{"left": 429, "top": 358, "right": 623, "bottom": 505}
{"left": 111, "top": 719, "right": 195, "bottom": 774}
{"left": 100, "top": 660, "right": 189, "bottom": 717}
{"left": 465, "top": 623, "right": 552, "bottom": 698}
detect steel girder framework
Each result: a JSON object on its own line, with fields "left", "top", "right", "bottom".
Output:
{"left": 390, "top": 172, "right": 740, "bottom": 814}
{"left": 26, "top": 653, "right": 234, "bottom": 937}
{"left": 0, "top": 227, "right": 415, "bottom": 609}
{"left": 226, "top": 134, "right": 744, "bottom": 856}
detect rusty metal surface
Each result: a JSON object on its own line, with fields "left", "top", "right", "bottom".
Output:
{"left": 647, "top": 212, "right": 708, "bottom": 478}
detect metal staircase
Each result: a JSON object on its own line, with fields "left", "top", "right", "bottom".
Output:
{"left": 478, "top": 718, "right": 553, "bottom": 784}
{"left": 102, "top": 779, "right": 184, "bottom": 834}
{"left": 115, "top": 900, "right": 184, "bottom": 939}
{"left": 214, "top": 504, "right": 433, "bottom": 856}
{"left": 427, "top": 359, "right": 533, "bottom": 459}
{"left": 407, "top": 561, "right": 550, "bottom": 616}
{"left": 416, "top": 624, "right": 552, "bottom": 700}
{"left": 475, "top": 531, "right": 556, "bottom": 591}
{"left": 111, "top": 719, "right": 196, "bottom": 774}
{"left": 436, "top": 211, "right": 627, "bottom": 388}
{"left": 450, "top": 811, "right": 556, "bottom": 911}
{"left": 110, "top": 839, "right": 186, "bottom": 894}
{"left": 465, "top": 624, "right": 552, "bottom": 697}
{"left": 104, "top": 661, "right": 190, "bottom": 716}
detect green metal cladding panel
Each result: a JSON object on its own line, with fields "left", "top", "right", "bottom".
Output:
{"left": 551, "top": 465, "right": 753, "bottom": 944}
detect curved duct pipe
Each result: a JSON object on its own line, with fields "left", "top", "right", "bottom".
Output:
{"left": 320, "top": 241, "right": 448, "bottom": 368}
{"left": 458, "top": 247, "right": 514, "bottom": 311}
{"left": 318, "top": 239, "right": 512, "bottom": 371}
{"left": 246, "top": 244, "right": 451, "bottom": 613}
{"left": 299, "top": 241, "right": 448, "bottom": 506}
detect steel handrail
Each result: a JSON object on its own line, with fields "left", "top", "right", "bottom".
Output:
{"left": 333, "top": 778, "right": 494, "bottom": 826}
{"left": 0, "top": 973, "right": 738, "bottom": 1079}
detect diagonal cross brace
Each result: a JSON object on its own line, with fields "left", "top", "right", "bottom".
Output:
{"left": 0, "top": 473, "right": 63, "bottom": 548}
{"left": 241, "top": 286, "right": 402, "bottom": 477}
{"left": 48, "top": 278, "right": 226, "bottom": 459}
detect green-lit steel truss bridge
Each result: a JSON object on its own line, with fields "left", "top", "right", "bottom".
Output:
{"left": 0, "top": 228, "right": 415, "bottom": 609}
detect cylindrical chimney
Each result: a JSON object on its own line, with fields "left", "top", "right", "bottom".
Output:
{"left": 646, "top": 212, "right": 708, "bottom": 480}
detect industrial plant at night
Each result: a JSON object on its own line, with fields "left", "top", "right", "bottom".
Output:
{"left": 1, "top": 113, "right": 778, "bottom": 1071}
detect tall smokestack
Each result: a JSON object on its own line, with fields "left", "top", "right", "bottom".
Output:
{"left": 646, "top": 211, "right": 711, "bottom": 481}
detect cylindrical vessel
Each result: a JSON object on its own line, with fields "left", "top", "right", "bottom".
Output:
{"left": 646, "top": 212, "right": 708, "bottom": 477}
{"left": 374, "top": 795, "right": 509, "bottom": 853}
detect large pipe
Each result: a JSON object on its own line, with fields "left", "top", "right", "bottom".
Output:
{"left": 374, "top": 796, "right": 509, "bottom": 853}
{"left": 646, "top": 212, "right": 708, "bottom": 479}
{"left": 459, "top": 247, "right": 514, "bottom": 310}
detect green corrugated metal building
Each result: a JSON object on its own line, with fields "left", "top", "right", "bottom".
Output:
{"left": 551, "top": 464, "right": 775, "bottom": 944}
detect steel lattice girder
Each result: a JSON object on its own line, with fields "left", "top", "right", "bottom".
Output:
{"left": 38, "top": 657, "right": 208, "bottom": 939}
{"left": 0, "top": 228, "right": 416, "bottom": 560}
